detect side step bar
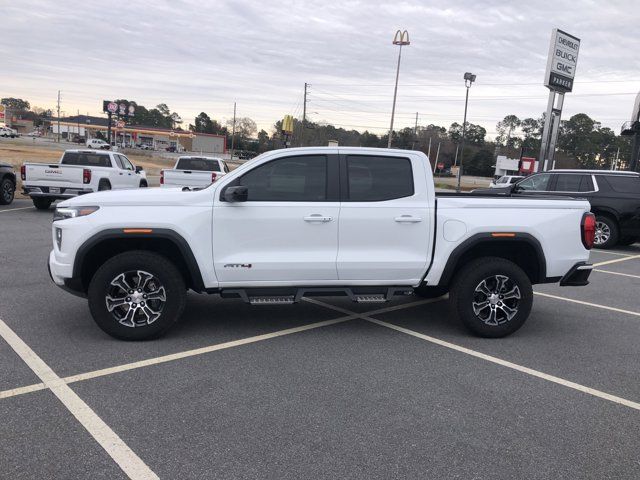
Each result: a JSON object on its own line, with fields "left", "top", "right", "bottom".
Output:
{"left": 222, "top": 287, "right": 414, "bottom": 305}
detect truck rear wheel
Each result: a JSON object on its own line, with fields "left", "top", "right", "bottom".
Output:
{"left": 88, "top": 251, "right": 186, "bottom": 340}
{"left": 32, "top": 197, "right": 53, "bottom": 210}
{"left": 449, "top": 257, "right": 532, "bottom": 338}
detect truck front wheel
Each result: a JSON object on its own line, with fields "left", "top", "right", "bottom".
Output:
{"left": 449, "top": 257, "right": 533, "bottom": 338}
{"left": 88, "top": 251, "right": 186, "bottom": 340}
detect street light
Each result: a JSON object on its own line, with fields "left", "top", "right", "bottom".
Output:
{"left": 456, "top": 72, "right": 476, "bottom": 192}
{"left": 388, "top": 29, "right": 410, "bottom": 148}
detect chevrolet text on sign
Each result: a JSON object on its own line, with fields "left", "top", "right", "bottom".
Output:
{"left": 544, "top": 28, "right": 580, "bottom": 93}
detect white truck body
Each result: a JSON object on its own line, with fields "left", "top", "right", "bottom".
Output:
{"left": 161, "top": 156, "right": 229, "bottom": 189}
{"left": 48, "top": 147, "right": 594, "bottom": 340}
{"left": 22, "top": 150, "right": 147, "bottom": 201}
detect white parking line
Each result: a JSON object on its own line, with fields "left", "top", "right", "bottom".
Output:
{"left": 591, "top": 250, "right": 636, "bottom": 257}
{"left": 593, "top": 254, "right": 640, "bottom": 267}
{"left": 534, "top": 291, "right": 640, "bottom": 317}
{"left": 305, "top": 298, "right": 640, "bottom": 412}
{"left": 0, "top": 317, "right": 159, "bottom": 480}
{"left": 367, "top": 318, "right": 640, "bottom": 412}
{"left": 0, "top": 206, "right": 34, "bottom": 213}
{"left": 594, "top": 269, "right": 640, "bottom": 280}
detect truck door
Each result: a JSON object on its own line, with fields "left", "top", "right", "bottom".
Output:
{"left": 117, "top": 154, "right": 140, "bottom": 188}
{"left": 213, "top": 153, "right": 340, "bottom": 284}
{"left": 336, "top": 153, "right": 430, "bottom": 283}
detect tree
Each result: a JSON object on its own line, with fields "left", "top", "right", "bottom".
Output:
{"left": 190, "top": 112, "right": 227, "bottom": 136}
{"left": 520, "top": 117, "right": 542, "bottom": 150}
{"left": 227, "top": 117, "right": 257, "bottom": 141}
{"left": 496, "top": 115, "right": 521, "bottom": 147}
{"left": 465, "top": 149, "right": 494, "bottom": 176}
{"left": 1, "top": 97, "right": 30, "bottom": 110}
{"left": 449, "top": 122, "right": 485, "bottom": 146}
{"left": 557, "top": 113, "right": 602, "bottom": 168}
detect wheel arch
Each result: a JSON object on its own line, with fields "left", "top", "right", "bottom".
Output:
{"left": 438, "top": 233, "right": 548, "bottom": 287}
{"left": 73, "top": 228, "right": 205, "bottom": 294}
{"left": 1, "top": 171, "right": 16, "bottom": 185}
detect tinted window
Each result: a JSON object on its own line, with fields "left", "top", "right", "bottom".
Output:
{"left": 599, "top": 175, "right": 640, "bottom": 193}
{"left": 176, "top": 157, "right": 221, "bottom": 172}
{"left": 496, "top": 177, "right": 507, "bottom": 184}
{"left": 509, "top": 177, "right": 523, "bottom": 184}
{"left": 517, "top": 173, "right": 551, "bottom": 191}
{"left": 61, "top": 152, "right": 111, "bottom": 167}
{"left": 554, "top": 174, "right": 584, "bottom": 192}
{"left": 239, "top": 155, "right": 327, "bottom": 201}
{"left": 347, "top": 155, "right": 413, "bottom": 201}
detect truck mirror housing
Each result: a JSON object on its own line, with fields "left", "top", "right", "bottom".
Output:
{"left": 224, "top": 186, "right": 248, "bottom": 202}
{"left": 135, "top": 165, "right": 143, "bottom": 173}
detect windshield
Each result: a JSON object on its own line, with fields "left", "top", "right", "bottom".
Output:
{"left": 176, "top": 157, "right": 221, "bottom": 171}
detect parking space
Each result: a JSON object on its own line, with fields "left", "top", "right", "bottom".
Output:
{"left": 1, "top": 205, "right": 640, "bottom": 479}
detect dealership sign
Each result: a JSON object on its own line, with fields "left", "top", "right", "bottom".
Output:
{"left": 544, "top": 29, "right": 580, "bottom": 93}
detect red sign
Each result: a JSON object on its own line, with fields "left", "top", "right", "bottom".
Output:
{"left": 520, "top": 156, "right": 536, "bottom": 174}
{"left": 0, "top": 105, "right": 5, "bottom": 120}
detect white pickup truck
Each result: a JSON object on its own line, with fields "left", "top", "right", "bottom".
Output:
{"left": 161, "top": 156, "right": 229, "bottom": 189}
{"left": 22, "top": 149, "right": 147, "bottom": 210}
{"left": 47, "top": 147, "right": 595, "bottom": 340}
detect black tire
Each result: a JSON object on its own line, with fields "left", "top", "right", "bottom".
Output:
{"left": 32, "top": 197, "right": 53, "bottom": 210}
{"left": 88, "top": 251, "right": 186, "bottom": 340}
{"left": 594, "top": 215, "right": 619, "bottom": 249}
{"left": 449, "top": 257, "right": 533, "bottom": 338}
{"left": 139, "top": 180, "right": 148, "bottom": 188}
{"left": 618, "top": 236, "right": 637, "bottom": 246}
{"left": 98, "top": 179, "right": 111, "bottom": 191}
{"left": 413, "top": 285, "right": 448, "bottom": 299}
{"left": 0, "top": 178, "right": 15, "bottom": 205}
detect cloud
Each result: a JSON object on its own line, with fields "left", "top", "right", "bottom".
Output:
{"left": 2, "top": 0, "right": 638, "bottom": 136}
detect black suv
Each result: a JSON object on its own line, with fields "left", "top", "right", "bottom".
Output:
{"left": 0, "top": 162, "right": 16, "bottom": 205}
{"left": 476, "top": 170, "right": 640, "bottom": 249}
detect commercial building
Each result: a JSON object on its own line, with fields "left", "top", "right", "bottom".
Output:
{"left": 49, "top": 115, "right": 226, "bottom": 154}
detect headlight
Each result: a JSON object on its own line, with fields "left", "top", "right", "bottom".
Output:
{"left": 53, "top": 206, "right": 100, "bottom": 222}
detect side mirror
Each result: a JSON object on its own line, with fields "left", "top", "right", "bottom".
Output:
{"left": 224, "top": 185, "right": 248, "bottom": 202}
{"left": 135, "top": 165, "right": 143, "bottom": 173}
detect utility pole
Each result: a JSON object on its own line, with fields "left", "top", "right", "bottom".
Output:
{"left": 427, "top": 137, "right": 432, "bottom": 159}
{"left": 433, "top": 142, "right": 441, "bottom": 174}
{"left": 56, "top": 90, "right": 61, "bottom": 143}
{"left": 230, "top": 102, "right": 236, "bottom": 160}
{"left": 456, "top": 72, "right": 476, "bottom": 193}
{"left": 77, "top": 109, "right": 80, "bottom": 140}
{"left": 411, "top": 111, "right": 418, "bottom": 149}
{"left": 611, "top": 147, "right": 620, "bottom": 170}
{"left": 301, "top": 82, "right": 308, "bottom": 147}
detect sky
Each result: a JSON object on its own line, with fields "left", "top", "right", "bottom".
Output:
{"left": 2, "top": 0, "right": 639, "bottom": 139}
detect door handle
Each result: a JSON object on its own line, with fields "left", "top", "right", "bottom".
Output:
{"left": 304, "top": 214, "right": 333, "bottom": 223}
{"left": 395, "top": 215, "right": 422, "bottom": 223}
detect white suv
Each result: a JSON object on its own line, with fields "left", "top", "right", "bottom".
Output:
{"left": 86, "top": 138, "right": 110, "bottom": 150}
{"left": 0, "top": 126, "right": 18, "bottom": 138}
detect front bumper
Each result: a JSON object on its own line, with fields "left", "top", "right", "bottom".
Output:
{"left": 48, "top": 250, "right": 86, "bottom": 298}
{"left": 559, "top": 261, "right": 593, "bottom": 287}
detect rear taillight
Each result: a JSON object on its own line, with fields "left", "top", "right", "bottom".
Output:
{"left": 581, "top": 212, "right": 596, "bottom": 250}
{"left": 211, "top": 172, "right": 217, "bottom": 183}
{"left": 83, "top": 168, "right": 91, "bottom": 184}
{"left": 20, "top": 165, "right": 26, "bottom": 181}
{"left": 160, "top": 170, "right": 164, "bottom": 185}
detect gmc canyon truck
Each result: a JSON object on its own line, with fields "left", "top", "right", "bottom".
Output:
{"left": 48, "top": 147, "right": 595, "bottom": 340}
{"left": 161, "top": 156, "right": 229, "bottom": 189}
{"left": 22, "top": 149, "right": 147, "bottom": 210}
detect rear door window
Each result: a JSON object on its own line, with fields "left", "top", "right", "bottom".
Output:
{"left": 554, "top": 174, "right": 587, "bottom": 192}
{"left": 346, "top": 155, "right": 414, "bottom": 201}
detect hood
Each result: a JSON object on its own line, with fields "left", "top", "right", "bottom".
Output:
{"left": 0, "top": 163, "right": 13, "bottom": 169}
{"left": 59, "top": 186, "right": 215, "bottom": 208}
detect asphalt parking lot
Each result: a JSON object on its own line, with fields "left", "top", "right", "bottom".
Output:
{"left": 1, "top": 198, "right": 640, "bottom": 479}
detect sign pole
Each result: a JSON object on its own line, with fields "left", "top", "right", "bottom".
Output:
{"left": 537, "top": 90, "right": 556, "bottom": 172}
{"left": 548, "top": 92, "right": 564, "bottom": 170}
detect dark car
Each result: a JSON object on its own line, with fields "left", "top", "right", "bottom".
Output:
{"left": 0, "top": 162, "right": 16, "bottom": 205}
{"left": 474, "top": 169, "right": 640, "bottom": 249}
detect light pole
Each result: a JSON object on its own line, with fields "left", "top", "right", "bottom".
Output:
{"left": 388, "top": 29, "right": 410, "bottom": 148}
{"left": 456, "top": 72, "right": 476, "bottom": 192}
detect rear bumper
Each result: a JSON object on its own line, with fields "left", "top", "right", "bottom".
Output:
{"left": 23, "top": 186, "right": 93, "bottom": 199}
{"left": 559, "top": 262, "right": 593, "bottom": 287}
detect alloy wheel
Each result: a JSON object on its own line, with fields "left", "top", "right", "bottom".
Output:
{"left": 594, "top": 221, "right": 610, "bottom": 246}
{"left": 472, "top": 275, "right": 521, "bottom": 326}
{"left": 105, "top": 270, "right": 166, "bottom": 327}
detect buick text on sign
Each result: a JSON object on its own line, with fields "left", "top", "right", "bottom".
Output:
{"left": 544, "top": 28, "right": 580, "bottom": 93}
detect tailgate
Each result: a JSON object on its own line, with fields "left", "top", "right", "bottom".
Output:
{"left": 163, "top": 170, "right": 214, "bottom": 188}
{"left": 24, "top": 163, "right": 84, "bottom": 187}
